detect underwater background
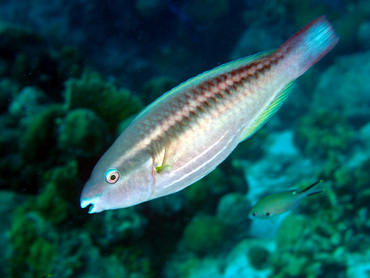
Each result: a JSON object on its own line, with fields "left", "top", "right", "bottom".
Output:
{"left": 0, "top": 0, "right": 369, "bottom": 277}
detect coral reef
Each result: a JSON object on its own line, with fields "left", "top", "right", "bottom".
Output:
{"left": 294, "top": 110, "right": 354, "bottom": 159}
{"left": 312, "top": 51, "right": 370, "bottom": 127}
{"left": 0, "top": 1, "right": 368, "bottom": 277}
{"left": 0, "top": 24, "right": 82, "bottom": 99}
{"left": 8, "top": 86, "right": 48, "bottom": 118}
{"left": 9, "top": 208, "right": 58, "bottom": 278}
{"left": 0, "top": 78, "right": 19, "bottom": 112}
{"left": 64, "top": 71, "right": 143, "bottom": 132}
{"left": 183, "top": 214, "right": 227, "bottom": 254}
{"left": 58, "top": 108, "right": 110, "bottom": 157}
{"left": 19, "top": 104, "right": 64, "bottom": 163}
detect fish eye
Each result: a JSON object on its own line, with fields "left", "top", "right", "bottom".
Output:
{"left": 266, "top": 212, "right": 270, "bottom": 216}
{"left": 105, "top": 169, "right": 120, "bottom": 184}
{"left": 252, "top": 212, "right": 256, "bottom": 217}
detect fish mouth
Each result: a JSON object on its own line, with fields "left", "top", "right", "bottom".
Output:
{"left": 80, "top": 199, "right": 101, "bottom": 214}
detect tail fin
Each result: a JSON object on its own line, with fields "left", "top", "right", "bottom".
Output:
{"left": 277, "top": 16, "right": 339, "bottom": 76}
{"left": 307, "top": 189, "right": 324, "bottom": 197}
{"left": 299, "top": 180, "right": 323, "bottom": 196}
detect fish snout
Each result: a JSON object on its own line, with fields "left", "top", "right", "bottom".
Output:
{"left": 80, "top": 197, "right": 104, "bottom": 213}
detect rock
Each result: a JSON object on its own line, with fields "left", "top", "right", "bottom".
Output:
{"left": 88, "top": 207, "right": 148, "bottom": 250}
{"left": 312, "top": 51, "right": 370, "bottom": 127}
{"left": 224, "top": 239, "right": 274, "bottom": 277}
{"left": 54, "top": 231, "right": 128, "bottom": 278}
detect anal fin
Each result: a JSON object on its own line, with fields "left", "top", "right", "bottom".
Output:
{"left": 240, "top": 80, "right": 296, "bottom": 143}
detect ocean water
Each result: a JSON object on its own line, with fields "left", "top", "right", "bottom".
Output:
{"left": 0, "top": 0, "right": 369, "bottom": 277}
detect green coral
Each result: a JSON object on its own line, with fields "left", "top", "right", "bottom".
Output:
{"left": 65, "top": 70, "right": 144, "bottom": 132}
{"left": 34, "top": 181, "right": 69, "bottom": 224}
{"left": 270, "top": 155, "right": 370, "bottom": 278}
{"left": 9, "top": 208, "right": 57, "bottom": 278}
{"left": 9, "top": 160, "right": 78, "bottom": 228}
{"left": 351, "top": 159, "right": 370, "bottom": 210}
{"left": 294, "top": 110, "right": 354, "bottom": 159}
{"left": 183, "top": 166, "right": 247, "bottom": 214}
{"left": 53, "top": 46, "right": 83, "bottom": 79}
{"left": 183, "top": 168, "right": 227, "bottom": 213}
{"left": 116, "top": 246, "right": 157, "bottom": 278}
{"left": 58, "top": 108, "right": 109, "bottom": 157}
{"left": 20, "top": 104, "right": 65, "bottom": 162}
{"left": 0, "top": 78, "right": 20, "bottom": 111}
{"left": 7, "top": 161, "right": 82, "bottom": 276}
{"left": 271, "top": 214, "right": 340, "bottom": 278}
{"left": 183, "top": 214, "right": 226, "bottom": 254}
{"left": 0, "top": 24, "right": 43, "bottom": 55}
{"left": 39, "top": 160, "right": 80, "bottom": 221}
{"left": 0, "top": 24, "right": 82, "bottom": 95}
{"left": 164, "top": 256, "right": 201, "bottom": 278}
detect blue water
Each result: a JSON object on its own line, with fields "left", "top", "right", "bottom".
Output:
{"left": 0, "top": 0, "right": 369, "bottom": 277}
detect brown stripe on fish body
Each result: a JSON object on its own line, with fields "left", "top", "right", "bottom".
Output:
{"left": 189, "top": 52, "right": 283, "bottom": 111}
{"left": 149, "top": 50, "right": 286, "bottom": 144}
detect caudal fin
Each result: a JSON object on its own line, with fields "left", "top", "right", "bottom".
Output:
{"left": 299, "top": 180, "right": 323, "bottom": 195}
{"left": 277, "top": 16, "right": 339, "bottom": 76}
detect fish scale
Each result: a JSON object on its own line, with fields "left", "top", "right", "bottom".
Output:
{"left": 160, "top": 58, "right": 276, "bottom": 132}
{"left": 162, "top": 56, "right": 276, "bottom": 116}
{"left": 81, "top": 16, "right": 339, "bottom": 213}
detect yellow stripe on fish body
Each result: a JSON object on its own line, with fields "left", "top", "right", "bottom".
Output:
{"left": 81, "top": 16, "right": 338, "bottom": 213}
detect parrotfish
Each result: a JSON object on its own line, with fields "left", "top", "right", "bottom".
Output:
{"left": 248, "top": 180, "right": 324, "bottom": 222}
{"left": 81, "top": 16, "right": 339, "bottom": 213}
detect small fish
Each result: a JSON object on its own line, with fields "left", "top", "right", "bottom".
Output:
{"left": 81, "top": 16, "right": 338, "bottom": 213}
{"left": 248, "top": 180, "right": 324, "bottom": 222}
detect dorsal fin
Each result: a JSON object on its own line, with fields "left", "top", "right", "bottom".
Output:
{"left": 239, "top": 80, "right": 296, "bottom": 142}
{"left": 131, "top": 50, "right": 274, "bottom": 125}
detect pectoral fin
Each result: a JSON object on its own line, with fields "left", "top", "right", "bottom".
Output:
{"left": 156, "top": 135, "right": 183, "bottom": 174}
{"left": 240, "top": 80, "right": 296, "bottom": 142}
{"left": 269, "top": 216, "right": 279, "bottom": 224}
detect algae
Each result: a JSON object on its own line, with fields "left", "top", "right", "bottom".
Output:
{"left": 183, "top": 214, "right": 227, "bottom": 254}
{"left": 64, "top": 70, "right": 144, "bottom": 132}
{"left": 19, "top": 104, "right": 65, "bottom": 162}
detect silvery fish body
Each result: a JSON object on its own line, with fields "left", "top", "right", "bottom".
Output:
{"left": 248, "top": 180, "right": 323, "bottom": 221}
{"left": 81, "top": 16, "right": 339, "bottom": 213}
